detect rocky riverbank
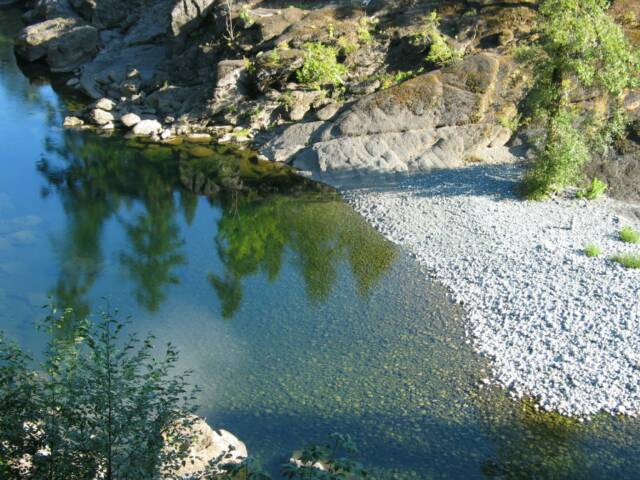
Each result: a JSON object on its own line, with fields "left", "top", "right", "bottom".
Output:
{"left": 344, "top": 165, "right": 640, "bottom": 417}
{"left": 8, "top": 0, "right": 640, "bottom": 418}
{"left": 9, "top": 0, "right": 541, "bottom": 168}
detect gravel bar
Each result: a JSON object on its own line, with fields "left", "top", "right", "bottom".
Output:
{"left": 342, "top": 164, "right": 640, "bottom": 417}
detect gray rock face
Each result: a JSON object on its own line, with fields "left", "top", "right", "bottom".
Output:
{"left": 260, "top": 53, "right": 522, "bottom": 177}
{"left": 208, "top": 59, "right": 249, "bottom": 116}
{"left": 15, "top": 16, "right": 98, "bottom": 72}
{"left": 79, "top": 41, "right": 166, "bottom": 98}
{"left": 170, "top": 0, "right": 216, "bottom": 37}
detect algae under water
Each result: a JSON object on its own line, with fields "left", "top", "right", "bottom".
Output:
{"left": 1, "top": 7, "right": 640, "bottom": 479}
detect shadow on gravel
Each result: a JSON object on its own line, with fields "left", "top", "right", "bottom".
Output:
{"left": 332, "top": 164, "right": 524, "bottom": 200}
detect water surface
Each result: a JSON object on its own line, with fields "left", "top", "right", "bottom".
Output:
{"left": 1, "top": 7, "right": 640, "bottom": 478}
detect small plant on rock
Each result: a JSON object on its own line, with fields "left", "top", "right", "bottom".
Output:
{"left": 576, "top": 178, "right": 608, "bottom": 200}
{"left": 297, "top": 43, "right": 348, "bottom": 90}
{"left": 584, "top": 244, "right": 602, "bottom": 257}
{"left": 421, "top": 12, "right": 461, "bottom": 67}
{"left": 357, "top": 16, "right": 376, "bottom": 44}
{"left": 239, "top": 7, "right": 254, "bottom": 28}
{"left": 619, "top": 226, "right": 640, "bottom": 244}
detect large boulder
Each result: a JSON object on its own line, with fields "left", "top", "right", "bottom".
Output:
{"left": 69, "top": 0, "right": 148, "bottom": 29}
{"left": 15, "top": 16, "right": 98, "bottom": 72}
{"left": 260, "top": 53, "right": 524, "bottom": 180}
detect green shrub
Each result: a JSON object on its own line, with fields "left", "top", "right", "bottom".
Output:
{"left": 584, "top": 244, "right": 602, "bottom": 257}
{"left": 521, "top": 108, "right": 590, "bottom": 199}
{"left": 619, "top": 226, "right": 640, "bottom": 244}
{"left": 357, "top": 16, "right": 376, "bottom": 44}
{"left": 0, "top": 307, "right": 199, "bottom": 480}
{"left": 421, "top": 12, "right": 461, "bottom": 67}
{"left": 239, "top": 7, "right": 254, "bottom": 27}
{"left": 519, "top": 0, "right": 640, "bottom": 199}
{"left": 576, "top": 178, "right": 608, "bottom": 200}
{"left": 337, "top": 36, "right": 359, "bottom": 54}
{"left": 611, "top": 253, "right": 640, "bottom": 269}
{"left": 296, "top": 42, "right": 348, "bottom": 90}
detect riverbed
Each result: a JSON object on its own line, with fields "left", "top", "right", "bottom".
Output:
{"left": 2, "top": 6, "right": 640, "bottom": 478}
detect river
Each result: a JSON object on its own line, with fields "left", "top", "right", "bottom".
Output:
{"left": 1, "top": 6, "right": 639, "bottom": 478}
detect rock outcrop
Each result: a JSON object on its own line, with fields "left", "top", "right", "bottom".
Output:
{"left": 15, "top": 16, "right": 98, "bottom": 72}
{"left": 15, "top": 0, "right": 637, "bottom": 189}
{"left": 261, "top": 53, "right": 523, "bottom": 179}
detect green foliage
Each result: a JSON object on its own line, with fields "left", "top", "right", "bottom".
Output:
{"left": 377, "top": 68, "right": 423, "bottom": 89}
{"left": 522, "top": 108, "right": 590, "bottom": 199}
{"left": 611, "top": 253, "right": 640, "bottom": 269}
{"left": 281, "top": 434, "right": 367, "bottom": 479}
{"left": 519, "top": 0, "right": 640, "bottom": 198}
{"left": 0, "top": 336, "right": 38, "bottom": 479}
{"left": 356, "top": 17, "right": 376, "bottom": 44}
{"left": 419, "top": 12, "right": 461, "bottom": 67}
{"left": 0, "top": 307, "right": 199, "bottom": 480}
{"left": 619, "top": 226, "right": 640, "bottom": 244}
{"left": 498, "top": 114, "right": 520, "bottom": 133}
{"left": 337, "top": 36, "right": 358, "bottom": 55}
{"left": 297, "top": 43, "right": 348, "bottom": 90}
{"left": 584, "top": 244, "right": 602, "bottom": 257}
{"left": 239, "top": 7, "right": 255, "bottom": 27}
{"left": 576, "top": 178, "right": 608, "bottom": 200}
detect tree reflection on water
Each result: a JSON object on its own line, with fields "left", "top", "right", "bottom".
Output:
{"left": 38, "top": 130, "right": 396, "bottom": 323}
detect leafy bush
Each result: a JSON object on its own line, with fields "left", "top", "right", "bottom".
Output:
{"left": 619, "top": 226, "right": 640, "bottom": 244}
{"left": 576, "top": 178, "right": 608, "bottom": 200}
{"left": 297, "top": 43, "right": 348, "bottom": 90}
{"left": 10, "top": 308, "right": 199, "bottom": 480}
{"left": 0, "top": 337, "right": 38, "bottom": 479}
{"left": 519, "top": 0, "right": 640, "bottom": 199}
{"left": 522, "top": 108, "right": 590, "bottom": 199}
{"left": 611, "top": 253, "right": 640, "bottom": 269}
{"left": 584, "top": 244, "right": 602, "bottom": 257}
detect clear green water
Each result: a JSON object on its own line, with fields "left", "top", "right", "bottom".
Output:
{"left": 2, "top": 7, "right": 640, "bottom": 478}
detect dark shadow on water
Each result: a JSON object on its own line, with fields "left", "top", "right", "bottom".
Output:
{"left": 205, "top": 400, "right": 639, "bottom": 480}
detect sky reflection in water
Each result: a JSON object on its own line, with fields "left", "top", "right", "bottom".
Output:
{"left": 1, "top": 7, "right": 640, "bottom": 478}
